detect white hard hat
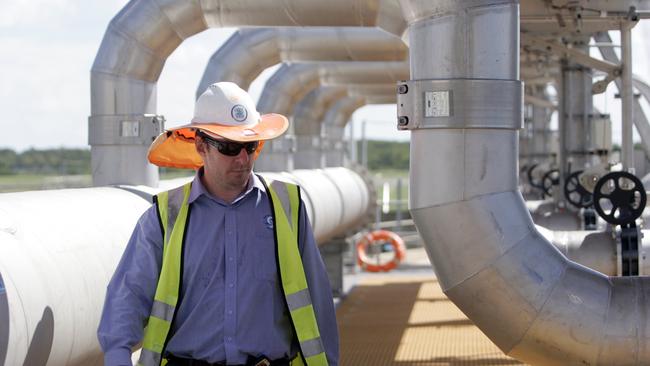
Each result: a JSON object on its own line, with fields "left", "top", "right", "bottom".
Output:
{"left": 148, "top": 82, "right": 289, "bottom": 169}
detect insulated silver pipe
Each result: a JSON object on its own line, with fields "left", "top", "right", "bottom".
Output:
{"left": 90, "top": 0, "right": 405, "bottom": 187}
{"left": 400, "top": 0, "right": 650, "bottom": 364}
{"left": 324, "top": 95, "right": 395, "bottom": 130}
{"left": 531, "top": 86, "right": 553, "bottom": 159}
{"left": 294, "top": 87, "right": 349, "bottom": 136}
{"left": 621, "top": 23, "right": 635, "bottom": 172}
{"left": 257, "top": 61, "right": 407, "bottom": 115}
{"left": 295, "top": 84, "right": 396, "bottom": 136}
{"left": 322, "top": 95, "right": 395, "bottom": 167}
{"left": 255, "top": 62, "right": 406, "bottom": 171}
{"left": 560, "top": 45, "right": 593, "bottom": 173}
{"left": 0, "top": 167, "right": 372, "bottom": 365}
{"left": 319, "top": 62, "right": 409, "bottom": 85}
{"left": 520, "top": 85, "right": 554, "bottom": 183}
{"left": 196, "top": 27, "right": 407, "bottom": 95}
{"left": 293, "top": 87, "right": 349, "bottom": 169}
{"left": 293, "top": 85, "right": 396, "bottom": 168}
{"left": 542, "top": 227, "right": 650, "bottom": 277}
{"left": 595, "top": 31, "right": 650, "bottom": 159}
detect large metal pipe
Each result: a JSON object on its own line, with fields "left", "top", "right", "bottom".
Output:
{"left": 255, "top": 62, "right": 407, "bottom": 171}
{"left": 595, "top": 31, "right": 650, "bottom": 159}
{"left": 196, "top": 27, "right": 407, "bottom": 95}
{"left": 293, "top": 87, "right": 349, "bottom": 169}
{"left": 322, "top": 94, "right": 396, "bottom": 167}
{"left": 400, "top": 0, "right": 650, "bottom": 364}
{"left": 293, "top": 85, "right": 396, "bottom": 168}
{"left": 621, "top": 22, "right": 635, "bottom": 172}
{"left": 560, "top": 44, "right": 593, "bottom": 172}
{"left": 540, "top": 226, "right": 650, "bottom": 276}
{"left": 0, "top": 167, "right": 373, "bottom": 365}
{"left": 0, "top": 189, "right": 151, "bottom": 366}
{"left": 257, "top": 61, "right": 407, "bottom": 115}
{"left": 193, "top": 26, "right": 404, "bottom": 174}
{"left": 530, "top": 86, "right": 554, "bottom": 160}
{"left": 90, "top": 0, "right": 405, "bottom": 187}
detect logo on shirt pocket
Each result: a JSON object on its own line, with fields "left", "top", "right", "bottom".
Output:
{"left": 264, "top": 215, "right": 274, "bottom": 230}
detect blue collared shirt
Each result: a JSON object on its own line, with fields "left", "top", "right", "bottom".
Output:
{"left": 98, "top": 172, "right": 339, "bottom": 365}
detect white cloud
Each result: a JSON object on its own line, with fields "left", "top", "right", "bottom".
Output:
{"left": 0, "top": 0, "right": 75, "bottom": 27}
{"left": 3, "top": 1, "right": 650, "bottom": 152}
{"left": 0, "top": 37, "right": 94, "bottom": 150}
{"left": 157, "top": 28, "right": 237, "bottom": 129}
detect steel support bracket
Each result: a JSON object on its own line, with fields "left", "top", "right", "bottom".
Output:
{"left": 523, "top": 37, "right": 622, "bottom": 76}
{"left": 616, "top": 222, "right": 643, "bottom": 276}
{"left": 396, "top": 79, "right": 523, "bottom": 130}
{"left": 88, "top": 114, "right": 164, "bottom": 145}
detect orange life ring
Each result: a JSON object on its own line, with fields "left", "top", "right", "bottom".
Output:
{"left": 356, "top": 230, "right": 406, "bottom": 272}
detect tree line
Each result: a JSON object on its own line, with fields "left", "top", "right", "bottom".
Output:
{"left": 0, "top": 148, "right": 91, "bottom": 175}
{"left": 357, "top": 140, "right": 409, "bottom": 171}
{"left": 0, "top": 141, "right": 410, "bottom": 175}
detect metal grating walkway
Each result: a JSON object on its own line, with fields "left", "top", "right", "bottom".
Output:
{"left": 336, "top": 263, "right": 527, "bottom": 365}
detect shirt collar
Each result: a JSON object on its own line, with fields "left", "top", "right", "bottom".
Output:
{"left": 188, "top": 168, "right": 264, "bottom": 205}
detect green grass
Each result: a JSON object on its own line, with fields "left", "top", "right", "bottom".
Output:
{"left": 0, "top": 170, "right": 195, "bottom": 193}
{"left": 0, "top": 174, "right": 92, "bottom": 192}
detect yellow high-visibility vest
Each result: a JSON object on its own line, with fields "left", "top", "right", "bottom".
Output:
{"left": 137, "top": 177, "right": 328, "bottom": 366}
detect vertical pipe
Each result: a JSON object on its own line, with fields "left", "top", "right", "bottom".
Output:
{"left": 621, "top": 23, "right": 635, "bottom": 173}
{"left": 531, "top": 86, "right": 551, "bottom": 159}
{"left": 557, "top": 62, "right": 567, "bottom": 201}
{"left": 361, "top": 119, "right": 368, "bottom": 168}
{"left": 558, "top": 40, "right": 592, "bottom": 204}
{"left": 396, "top": 178, "right": 403, "bottom": 232}
{"left": 401, "top": 1, "right": 650, "bottom": 364}
{"left": 349, "top": 122, "right": 356, "bottom": 164}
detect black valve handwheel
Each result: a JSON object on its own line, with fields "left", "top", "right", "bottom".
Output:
{"left": 527, "top": 164, "right": 544, "bottom": 190}
{"left": 593, "top": 171, "right": 646, "bottom": 225}
{"left": 542, "top": 169, "right": 560, "bottom": 197}
{"left": 564, "top": 170, "right": 593, "bottom": 208}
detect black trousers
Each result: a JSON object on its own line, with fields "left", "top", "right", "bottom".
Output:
{"left": 166, "top": 354, "right": 294, "bottom": 366}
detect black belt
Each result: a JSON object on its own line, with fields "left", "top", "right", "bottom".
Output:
{"left": 166, "top": 354, "right": 295, "bottom": 366}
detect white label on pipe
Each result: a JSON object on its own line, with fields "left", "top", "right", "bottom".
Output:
{"left": 121, "top": 120, "right": 140, "bottom": 137}
{"left": 424, "top": 91, "right": 450, "bottom": 117}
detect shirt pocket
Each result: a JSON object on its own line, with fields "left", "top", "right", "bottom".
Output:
{"left": 252, "top": 230, "right": 279, "bottom": 283}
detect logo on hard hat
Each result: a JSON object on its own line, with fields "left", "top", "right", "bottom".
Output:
{"left": 231, "top": 104, "right": 248, "bottom": 122}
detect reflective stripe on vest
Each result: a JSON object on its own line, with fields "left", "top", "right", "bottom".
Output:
{"left": 138, "top": 182, "right": 192, "bottom": 366}
{"left": 264, "top": 178, "right": 328, "bottom": 366}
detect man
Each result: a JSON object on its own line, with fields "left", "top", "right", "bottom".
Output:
{"left": 98, "top": 82, "right": 339, "bottom": 366}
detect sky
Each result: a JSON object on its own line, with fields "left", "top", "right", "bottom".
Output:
{"left": 1, "top": 0, "right": 649, "bottom": 152}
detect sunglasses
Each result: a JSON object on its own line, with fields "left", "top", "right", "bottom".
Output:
{"left": 197, "top": 131, "right": 259, "bottom": 157}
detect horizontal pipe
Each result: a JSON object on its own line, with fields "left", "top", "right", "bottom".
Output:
{"left": 90, "top": 0, "right": 406, "bottom": 186}
{"left": 196, "top": 27, "right": 407, "bottom": 96}
{"left": 0, "top": 167, "right": 372, "bottom": 365}
{"left": 255, "top": 62, "right": 402, "bottom": 172}
{"left": 539, "top": 226, "right": 650, "bottom": 276}
{"left": 257, "top": 61, "right": 407, "bottom": 115}
{"left": 293, "top": 84, "right": 397, "bottom": 169}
